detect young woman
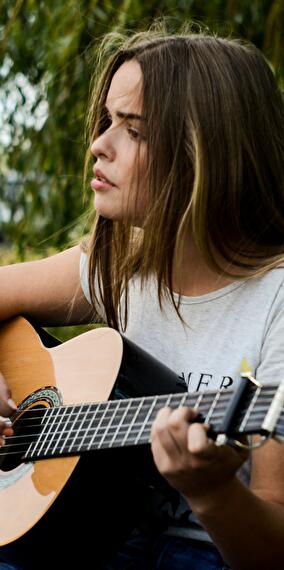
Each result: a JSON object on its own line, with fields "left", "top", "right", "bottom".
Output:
{"left": 0, "top": 27, "right": 284, "bottom": 570}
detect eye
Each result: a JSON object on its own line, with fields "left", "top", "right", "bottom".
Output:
{"left": 105, "top": 113, "right": 112, "bottom": 129}
{"left": 127, "top": 127, "right": 146, "bottom": 141}
{"left": 99, "top": 110, "right": 112, "bottom": 133}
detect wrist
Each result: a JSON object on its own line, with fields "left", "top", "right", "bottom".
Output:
{"left": 184, "top": 475, "right": 241, "bottom": 518}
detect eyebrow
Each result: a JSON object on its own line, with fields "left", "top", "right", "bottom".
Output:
{"left": 116, "top": 111, "right": 145, "bottom": 121}
{"left": 104, "top": 106, "right": 145, "bottom": 122}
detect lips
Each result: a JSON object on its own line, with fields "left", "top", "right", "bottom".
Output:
{"left": 94, "top": 168, "right": 114, "bottom": 186}
{"left": 91, "top": 168, "right": 115, "bottom": 192}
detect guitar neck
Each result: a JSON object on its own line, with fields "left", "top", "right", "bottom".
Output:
{"left": 18, "top": 383, "right": 281, "bottom": 462}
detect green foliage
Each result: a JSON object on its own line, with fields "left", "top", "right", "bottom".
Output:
{"left": 45, "top": 322, "right": 101, "bottom": 343}
{"left": 0, "top": 0, "right": 283, "bottom": 258}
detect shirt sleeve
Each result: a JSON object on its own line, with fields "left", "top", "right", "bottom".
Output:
{"left": 257, "top": 281, "right": 284, "bottom": 386}
{"left": 79, "top": 251, "right": 106, "bottom": 322}
{"left": 79, "top": 251, "right": 92, "bottom": 305}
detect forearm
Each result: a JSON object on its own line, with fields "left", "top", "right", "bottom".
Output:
{"left": 189, "top": 476, "right": 284, "bottom": 570}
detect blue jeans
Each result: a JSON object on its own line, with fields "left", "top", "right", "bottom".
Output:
{"left": 0, "top": 533, "right": 230, "bottom": 570}
{"left": 105, "top": 532, "right": 230, "bottom": 570}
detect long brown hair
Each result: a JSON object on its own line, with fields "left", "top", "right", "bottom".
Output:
{"left": 84, "top": 26, "right": 284, "bottom": 330}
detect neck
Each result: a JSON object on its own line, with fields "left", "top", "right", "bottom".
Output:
{"left": 173, "top": 238, "right": 235, "bottom": 297}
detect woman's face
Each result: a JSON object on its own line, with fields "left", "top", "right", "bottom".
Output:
{"left": 90, "top": 59, "right": 148, "bottom": 225}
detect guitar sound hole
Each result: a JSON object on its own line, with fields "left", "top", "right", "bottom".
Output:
{"left": 0, "top": 405, "right": 46, "bottom": 471}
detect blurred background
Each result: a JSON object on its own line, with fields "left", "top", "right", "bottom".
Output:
{"left": 0, "top": 0, "right": 283, "bottom": 338}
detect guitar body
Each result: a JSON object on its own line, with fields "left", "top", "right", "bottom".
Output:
{"left": 0, "top": 317, "right": 124, "bottom": 547}
{"left": 0, "top": 317, "right": 182, "bottom": 569}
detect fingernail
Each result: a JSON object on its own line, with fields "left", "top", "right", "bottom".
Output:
{"left": 7, "top": 398, "right": 17, "bottom": 411}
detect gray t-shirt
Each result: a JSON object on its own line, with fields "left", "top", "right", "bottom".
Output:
{"left": 80, "top": 252, "right": 284, "bottom": 541}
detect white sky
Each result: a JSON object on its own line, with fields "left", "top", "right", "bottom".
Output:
{"left": 0, "top": 55, "right": 48, "bottom": 146}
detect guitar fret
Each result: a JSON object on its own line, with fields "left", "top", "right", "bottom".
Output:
{"left": 49, "top": 407, "right": 79, "bottom": 456}
{"left": 137, "top": 393, "right": 174, "bottom": 443}
{"left": 40, "top": 406, "right": 63, "bottom": 456}
{"left": 204, "top": 391, "right": 221, "bottom": 424}
{"left": 116, "top": 395, "right": 171, "bottom": 445}
{"left": 41, "top": 407, "right": 72, "bottom": 456}
{"left": 88, "top": 393, "right": 188, "bottom": 448}
{"left": 179, "top": 393, "right": 188, "bottom": 407}
{"left": 76, "top": 404, "right": 94, "bottom": 451}
{"left": 122, "top": 392, "right": 156, "bottom": 445}
{"left": 193, "top": 393, "right": 203, "bottom": 410}
{"left": 97, "top": 396, "right": 170, "bottom": 447}
{"left": 30, "top": 407, "right": 57, "bottom": 457}
{"left": 65, "top": 404, "right": 86, "bottom": 453}
{"left": 102, "top": 399, "right": 133, "bottom": 449}
{"left": 45, "top": 405, "right": 69, "bottom": 456}
{"left": 48, "top": 405, "right": 69, "bottom": 455}
{"left": 100, "top": 402, "right": 132, "bottom": 429}
{"left": 86, "top": 401, "right": 113, "bottom": 450}
{"left": 117, "top": 397, "right": 145, "bottom": 447}
{"left": 74, "top": 404, "right": 106, "bottom": 452}
{"left": 45, "top": 406, "right": 87, "bottom": 456}
{"left": 133, "top": 397, "right": 156, "bottom": 445}
{"left": 168, "top": 393, "right": 187, "bottom": 408}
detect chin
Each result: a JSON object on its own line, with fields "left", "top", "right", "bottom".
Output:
{"left": 93, "top": 199, "right": 115, "bottom": 220}
{"left": 94, "top": 198, "right": 143, "bottom": 225}
{"left": 94, "top": 207, "right": 122, "bottom": 222}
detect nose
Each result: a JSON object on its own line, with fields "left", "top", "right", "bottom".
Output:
{"left": 91, "top": 129, "right": 115, "bottom": 161}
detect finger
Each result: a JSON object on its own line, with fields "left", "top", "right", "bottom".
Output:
{"left": 167, "top": 407, "right": 197, "bottom": 448}
{"left": 152, "top": 406, "right": 201, "bottom": 453}
{"left": 168, "top": 407, "right": 200, "bottom": 427}
{"left": 2, "top": 426, "right": 13, "bottom": 437}
{"left": 187, "top": 423, "right": 217, "bottom": 460}
{"left": 0, "top": 420, "right": 13, "bottom": 447}
{"left": 151, "top": 407, "right": 182, "bottom": 455}
{"left": 0, "top": 372, "right": 17, "bottom": 417}
{"left": 0, "top": 418, "right": 13, "bottom": 437}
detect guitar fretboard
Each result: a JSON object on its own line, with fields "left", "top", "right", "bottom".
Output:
{"left": 5, "top": 384, "right": 279, "bottom": 462}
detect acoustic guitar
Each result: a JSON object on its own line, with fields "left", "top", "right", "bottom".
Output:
{"left": 0, "top": 316, "right": 283, "bottom": 549}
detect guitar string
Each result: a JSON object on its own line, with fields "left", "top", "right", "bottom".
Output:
{"left": 4, "top": 411, "right": 273, "bottom": 452}
{"left": 10, "top": 391, "right": 233, "bottom": 417}
{"left": 6, "top": 390, "right": 273, "bottom": 434}
{"left": 2, "top": 391, "right": 261, "bottom": 441}
{"left": 2, "top": 401, "right": 271, "bottom": 441}
{"left": 9, "top": 401, "right": 272, "bottom": 427}
{"left": 0, "top": 386, "right": 278, "bottom": 450}
{"left": 0, "top": 388, "right": 276, "bottom": 447}
{"left": 5, "top": 391, "right": 234, "bottom": 431}
{"left": 6, "top": 384, "right": 277, "bottom": 425}
{"left": 3, "top": 392, "right": 268, "bottom": 438}
{"left": 0, "top": 398, "right": 279, "bottom": 457}
{"left": 2, "top": 411, "right": 283, "bottom": 458}
{"left": 0, "top": 394, "right": 233, "bottom": 456}
{"left": 1, "top": 395, "right": 276, "bottom": 439}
